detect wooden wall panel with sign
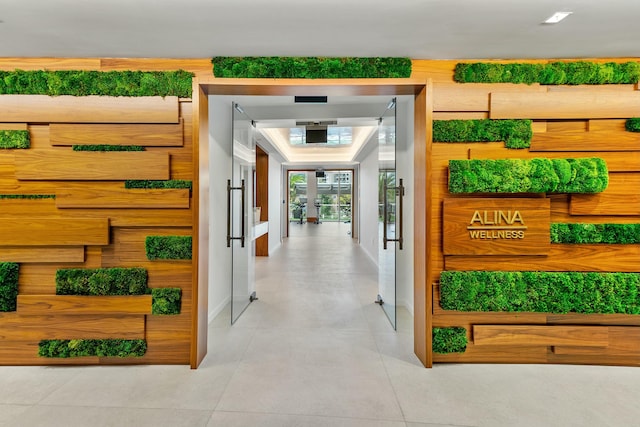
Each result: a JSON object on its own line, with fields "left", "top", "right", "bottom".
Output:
{"left": 443, "top": 198, "right": 550, "bottom": 256}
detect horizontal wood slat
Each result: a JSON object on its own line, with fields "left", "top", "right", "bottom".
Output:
{"left": 0, "top": 218, "right": 108, "bottom": 246}
{"left": 0, "top": 246, "right": 84, "bottom": 263}
{"left": 468, "top": 146, "right": 640, "bottom": 172}
{"left": 570, "top": 173, "right": 640, "bottom": 215}
{"left": 490, "top": 92, "right": 640, "bottom": 119}
{"left": 445, "top": 244, "right": 640, "bottom": 272}
{"left": 0, "top": 95, "right": 179, "bottom": 123}
{"left": 14, "top": 151, "right": 169, "bottom": 180}
{"left": 0, "top": 123, "right": 28, "bottom": 131}
{"left": 432, "top": 112, "right": 489, "bottom": 120}
{"left": 0, "top": 314, "right": 144, "bottom": 340}
{"left": 17, "top": 295, "right": 152, "bottom": 315}
{"left": 588, "top": 119, "right": 627, "bottom": 132}
{"left": 473, "top": 325, "right": 609, "bottom": 347}
{"left": 49, "top": 121, "right": 184, "bottom": 147}
{"left": 433, "top": 83, "right": 546, "bottom": 112}
{"left": 530, "top": 131, "right": 640, "bottom": 152}
{"left": 56, "top": 188, "right": 190, "bottom": 209}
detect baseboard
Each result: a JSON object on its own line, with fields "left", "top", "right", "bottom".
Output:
{"left": 208, "top": 295, "right": 231, "bottom": 324}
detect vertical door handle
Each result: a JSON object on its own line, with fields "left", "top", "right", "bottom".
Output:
{"left": 383, "top": 176, "right": 389, "bottom": 250}
{"left": 226, "top": 178, "right": 246, "bottom": 248}
{"left": 383, "top": 178, "right": 404, "bottom": 250}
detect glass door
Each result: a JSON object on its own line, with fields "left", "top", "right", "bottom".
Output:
{"left": 228, "top": 103, "right": 257, "bottom": 324}
{"left": 376, "top": 98, "right": 403, "bottom": 330}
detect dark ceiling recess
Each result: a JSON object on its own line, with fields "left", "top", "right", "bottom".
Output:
{"left": 294, "top": 96, "right": 328, "bottom": 103}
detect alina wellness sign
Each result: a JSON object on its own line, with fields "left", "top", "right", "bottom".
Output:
{"left": 443, "top": 198, "right": 550, "bottom": 256}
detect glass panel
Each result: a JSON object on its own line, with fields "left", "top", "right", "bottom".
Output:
{"left": 378, "top": 98, "right": 397, "bottom": 330}
{"left": 231, "top": 103, "right": 256, "bottom": 324}
{"left": 288, "top": 126, "right": 353, "bottom": 146}
{"left": 289, "top": 172, "right": 307, "bottom": 224}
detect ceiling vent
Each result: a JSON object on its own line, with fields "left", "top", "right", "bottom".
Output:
{"left": 294, "top": 96, "right": 328, "bottom": 103}
{"left": 295, "top": 120, "right": 337, "bottom": 127}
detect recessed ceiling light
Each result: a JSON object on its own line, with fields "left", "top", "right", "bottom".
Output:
{"left": 544, "top": 11, "right": 573, "bottom": 24}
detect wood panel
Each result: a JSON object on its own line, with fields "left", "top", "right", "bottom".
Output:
{"left": 433, "top": 83, "right": 546, "bottom": 112}
{"left": 445, "top": 244, "right": 640, "bottom": 272}
{"left": 545, "top": 120, "right": 588, "bottom": 132}
{"left": 469, "top": 146, "right": 640, "bottom": 172}
{"left": 49, "top": 122, "right": 184, "bottom": 147}
{"left": 588, "top": 119, "right": 627, "bottom": 132}
{"left": 17, "top": 295, "right": 152, "bottom": 315}
{"left": 0, "top": 123, "right": 28, "bottom": 131}
{"left": 530, "top": 131, "right": 640, "bottom": 151}
{"left": 0, "top": 314, "right": 144, "bottom": 340}
{"left": 473, "top": 325, "right": 609, "bottom": 347}
{"left": 15, "top": 151, "right": 170, "bottom": 180}
{"left": 570, "top": 173, "right": 640, "bottom": 215}
{"left": 432, "top": 112, "right": 489, "bottom": 120}
{"left": 0, "top": 218, "right": 109, "bottom": 246}
{"left": 255, "top": 144, "right": 269, "bottom": 257}
{"left": 0, "top": 95, "right": 179, "bottom": 123}
{"left": 0, "top": 199, "right": 193, "bottom": 228}
{"left": 0, "top": 247, "right": 84, "bottom": 263}
{"left": 490, "top": 91, "right": 640, "bottom": 119}
{"left": 56, "top": 188, "right": 190, "bottom": 209}
{"left": 443, "top": 198, "right": 550, "bottom": 255}
{"left": 0, "top": 58, "right": 102, "bottom": 71}
{"left": 434, "top": 344, "right": 548, "bottom": 364}
{"left": 99, "top": 58, "right": 212, "bottom": 79}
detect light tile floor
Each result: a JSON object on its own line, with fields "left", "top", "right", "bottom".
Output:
{"left": 1, "top": 222, "right": 640, "bottom": 426}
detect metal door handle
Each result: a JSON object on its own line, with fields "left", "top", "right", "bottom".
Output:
{"left": 383, "top": 178, "right": 404, "bottom": 250}
{"left": 226, "top": 179, "right": 246, "bottom": 248}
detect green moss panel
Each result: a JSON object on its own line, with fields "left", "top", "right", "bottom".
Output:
{"left": 448, "top": 158, "right": 608, "bottom": 194}
{"left": 212, "top": 57, "right": 412, "bottom": 79}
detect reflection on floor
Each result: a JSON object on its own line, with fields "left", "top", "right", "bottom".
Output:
{"left": 1, "top": 221, "right": 640, "bottom": 426}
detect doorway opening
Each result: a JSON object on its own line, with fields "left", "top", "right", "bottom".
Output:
{"left": 193, "top": 80, "right": 430, "bottom": 368}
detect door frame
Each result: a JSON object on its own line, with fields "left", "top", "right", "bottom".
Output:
{"left": 191, "top": 78, "right": 433, "bottom": 368}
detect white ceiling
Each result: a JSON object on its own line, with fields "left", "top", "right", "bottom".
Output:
{"left": 1, "top": 0, "right": 639, "bottom": 59}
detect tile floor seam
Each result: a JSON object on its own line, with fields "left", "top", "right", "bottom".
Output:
{"left": 211, "top": 408, "right": 407, "bottom": 424}
{"left": 210, "top": 323, "right": 261, "bottom": 413}
{"left": 371, "top": 329, "right": 410, "bottom": 424}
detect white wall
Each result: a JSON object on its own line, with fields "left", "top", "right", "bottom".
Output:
{"left": 306, "top": 172, "right": 318, "bottom": 219}
{"left": 395, "top": 97, "right": 415, "bottom": 316}
{"left": 208, "top": 95, "right": 233, "bottom": 323}
{"left": 358, "top": 141, "right": 379, "bottom": 267}
{"left": 268, "top": 155, "right": 282, "bottom": 254}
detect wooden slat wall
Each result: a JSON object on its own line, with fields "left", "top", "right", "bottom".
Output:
{"left": 425, "top": 58, "right": 640, "bottom": 366}
{"left": 15, "top": 151, "right": 170, "bottom": 181}
{"left": 0, "top": 58, "right": 198, "bottom": 366}
{"left": 49, "top": 122, "right": 184, "bottom": 147}
{"left": 0, "top": 95, "right": 179, "bottom": 123}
